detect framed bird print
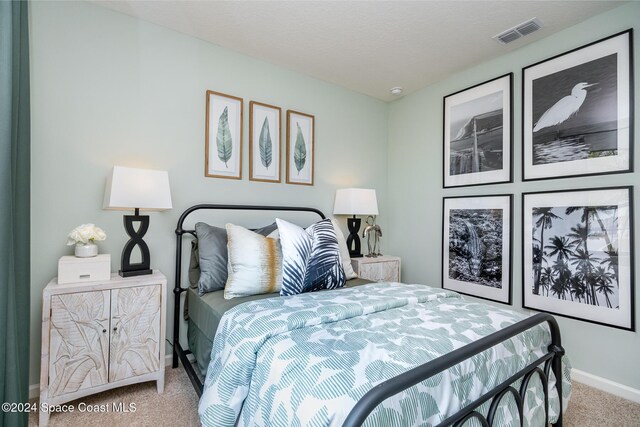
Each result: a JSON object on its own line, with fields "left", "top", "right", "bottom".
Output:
{"left": 443, "top": 73, "right": 513, "bottom": 188}
{"left": 442, "top": 194, "right": 513, "bottom": 304}
{"left": 205, "top": 90, "right": 243, "bottom": 179}
{"left": 522, "top": 29, "right": 633, "bottom": 181}
{"left": 250, "top": 101, "right": 281, "bottom": 183}
{"left": 522, "top": 186, "right": 634, "bottom": 330}
{"left": 286, "top": 110, "right": 314, "bottom": 186}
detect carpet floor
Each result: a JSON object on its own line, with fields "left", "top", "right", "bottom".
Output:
{"left": 30, "top": 367, "right": 640, "bottom": 426}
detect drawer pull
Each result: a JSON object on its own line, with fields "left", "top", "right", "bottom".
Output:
{"left": 102, "top": 329, "right": 106, "bottom": 333}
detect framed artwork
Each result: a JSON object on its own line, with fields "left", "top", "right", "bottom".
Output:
{"left": 443, "top": 73, "right": 513, "bottom": 188}
{"left": 442, "top": 194, "right": 512, "bottom": 304}
{"left": 522, "top": 29, "right": 633, "bottom": 181}
{"left": 250, "top": 101, "right": 281, "bottom": 183}
{"left": 205, "top": 90, "right": 243, "bottom": 179}
{"left": 522, "top": 187, "right": 634, "bottom": 330}
{"left": 286, "top": 110, "right": 314, "bottom": 186}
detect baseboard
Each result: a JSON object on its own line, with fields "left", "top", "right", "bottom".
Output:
{"left": 572, "top": 368, "right": 640, "bottom": 404}
{"left": 29, "top": 354, "right": 175, "bottom": 400}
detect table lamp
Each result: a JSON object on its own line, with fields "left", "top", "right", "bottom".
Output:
{"left": 333, "top": 188, "right": 378, "bottom": 258}
{"left": 103, "top": 166, "right": 172, "bottom": 277}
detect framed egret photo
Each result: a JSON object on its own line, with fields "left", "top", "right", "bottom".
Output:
{"left": 205, "top": 90, "right": 243, "bottom": 179}
{"left": 442, "top": 194, "right": 513, "bottom": 305}
{"left": 443, "top": 73, "right": 513, "bottom": 188}
{"left": 522, "top": 29, "right": 633, "bottom": 181}
{"left": 286, "top": 110, "right": 314, "bottom": 186}
{"left": 250, "top": 101, "right": 281, "bottom": 183}
{"left": 522, "top": 187, "right": 634, "bottom": 330}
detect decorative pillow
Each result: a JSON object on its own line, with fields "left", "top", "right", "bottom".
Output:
{"left": 224, "top": 224, "right": 283, "bottom": 299}
{"left": 276, "top": 218, "right": 346, "bottom": 296}
{"left": 268, "top": 221, "right": 356, "bottom": 279}
{"left": 195, "top": 222, "right": 277, "bottom": 296}
{"left": 330, "top": 219, "right": 358, "bottom": 280}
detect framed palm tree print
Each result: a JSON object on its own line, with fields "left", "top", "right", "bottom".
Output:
{"left": 522, "top": 30, "right": 633, "bottom": 181}
{"left": 443, "top": 73, "right": 513, "bottom": 188}
{"left": 522, "top": 186, "right": 634, "bottom": 330}
{"left": 205, "top": 90, "right": 243, "bottom": 179}
{"left": 286, "top": 110, "right": 314, "bottom": 186}
{"left": 442, "top": 194, "right": 512, "bottom": 304}
{"left": 250, "top": 101, "right": 281, "bottom": 183}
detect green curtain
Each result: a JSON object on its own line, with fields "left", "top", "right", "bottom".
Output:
{"left": 0, "top": 1, "right": 31, "bottom": 426}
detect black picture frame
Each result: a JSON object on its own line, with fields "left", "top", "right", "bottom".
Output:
{"left": 522, "top": 186, "right": 635, "bottom": 331}
{"left": 522, "top": 29, "right": 634, "bottom": 181}
{"left": 443, "top": 73, "right": 513, "bottom": 188}
{"left": 442, "top": 194, "right": 513, "bottom": 305}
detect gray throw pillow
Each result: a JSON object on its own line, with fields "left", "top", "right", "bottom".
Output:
{"left": 194, "top": 222, "right": 278, "bottom": 295}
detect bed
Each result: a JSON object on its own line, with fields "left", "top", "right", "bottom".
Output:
{"left": 172, "top": 204, "right": 570, "bottom": 426}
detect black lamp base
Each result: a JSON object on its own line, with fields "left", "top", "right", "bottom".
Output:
{"left": 120, "top": 208, "right": 153, "bottom": 277}
{"left": 346, "top": 215, "right": 363, "bottom": 258}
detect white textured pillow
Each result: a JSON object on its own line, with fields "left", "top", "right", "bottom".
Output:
{"left": 224, "top": 224, "right": 283, "bottom": 299}
{"left": 330, "top": 219, "right": 358, "bottom": 280}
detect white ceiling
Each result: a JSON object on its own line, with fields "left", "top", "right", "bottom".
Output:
{"left": 93, "top": 1, "right": 623, "bottom": 101}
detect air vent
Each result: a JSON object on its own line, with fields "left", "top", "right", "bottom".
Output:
{"left": 493, "top": 18, "right": 543, "bottom": 44}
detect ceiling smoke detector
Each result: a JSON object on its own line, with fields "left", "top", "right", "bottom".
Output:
{"left": 390, "top": 87, "right": 403, "bottom": 96}
{"left": 493, "top": 18, "right": 543, "bottom": 45}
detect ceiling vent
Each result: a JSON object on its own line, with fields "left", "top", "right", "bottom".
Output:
{"left": 493, "top": 18, "right": 543, "bottom": 45}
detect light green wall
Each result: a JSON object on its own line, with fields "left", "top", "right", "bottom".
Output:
{"left": 387, "top": 2, "right": 640, "bottom": 390}
{"left": 29, "top": 1, "right": 388, "bottom": 384}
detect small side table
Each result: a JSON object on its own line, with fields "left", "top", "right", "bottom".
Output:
{"left": 351, "top": 255, "right": 401, "bottom": 282}
{"left": 39, "top": 270, "right": 167, "bottom": 426}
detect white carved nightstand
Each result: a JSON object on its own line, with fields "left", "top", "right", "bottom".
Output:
{"left": 39, "top": 270, "right": 167, "bottom": 426}
{"left": 351, "top": 255, "right": 401, "bottom": 282}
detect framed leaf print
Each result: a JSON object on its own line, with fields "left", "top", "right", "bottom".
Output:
{"left": 522, "top": 30, "right": 633, "bottom": 181}
{"left": 442, "top": 194, "right": 513, "bottom": 304}
{"left": 250, "top": 101, "right": 281, "bottom": 183}
{"left": 522, "top": 186, "right": 634, "bottom": 330}
{"left": 205, "top": 90, "right": 243, "bottom": 179}
{"left": 286, "top": 110, "right": 314, "bottom": 186}
{"left": 443, "top": 73, "right": 513, "bottom": 188}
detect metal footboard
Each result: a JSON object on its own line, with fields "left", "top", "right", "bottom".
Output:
{"left": 342, "top": 312, "right": 564, "bottom": 427}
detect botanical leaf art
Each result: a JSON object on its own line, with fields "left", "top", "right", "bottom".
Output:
{"left": 294, "top": 123, "right": 307, "bottom": 174}
{"left": 217, "top": 106, "right": 233, "bottom": 168}
{"left": 259, "top": 117, "right": 273, "bottom": 169}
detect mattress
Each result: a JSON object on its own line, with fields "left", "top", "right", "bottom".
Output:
{"left": 186, "top": 278, "right": 373, "bottom": 376}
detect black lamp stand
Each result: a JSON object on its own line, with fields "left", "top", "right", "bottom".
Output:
{"left": 120, "top": 208, "right": 153, "bottom": 277}
{"left": 346, "top": 215, "right": 363, "bottom": 258}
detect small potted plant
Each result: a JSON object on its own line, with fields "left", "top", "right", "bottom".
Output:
{"left": 67, "top": 223, "right": 107, "bottom": 258}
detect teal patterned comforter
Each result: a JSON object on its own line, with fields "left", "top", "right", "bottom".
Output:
{"left": 199, "top": 283, "right": 571, "bottom": 426}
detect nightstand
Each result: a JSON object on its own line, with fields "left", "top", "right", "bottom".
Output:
{"left": 351, "top": 255, "right": 401, "bottom": 282}
{"left": 39, "top": 270, "right": 167, "bottom": 426}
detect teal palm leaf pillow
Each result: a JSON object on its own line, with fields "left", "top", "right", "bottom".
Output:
{"left": 276, "top": 218, "right": 346, "bottom": 296}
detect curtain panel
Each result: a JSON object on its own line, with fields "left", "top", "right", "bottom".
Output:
{"left": 0, "top": 1, "right": 31, "bottom": 426}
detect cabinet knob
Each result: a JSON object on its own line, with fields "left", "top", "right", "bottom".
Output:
{"left": 113, "top": 327, "right": 118, "bottom": 332}
{"left": 102, "top": 329, "right": 106, "bottom": 333}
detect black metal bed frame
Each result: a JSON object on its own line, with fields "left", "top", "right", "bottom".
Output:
{"left": 172, "top": 204, "right": 565, "bottom": 426}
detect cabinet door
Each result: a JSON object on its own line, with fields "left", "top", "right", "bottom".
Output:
{"left": 109, "top": 285, "right": 161, "bottom": 382}
{"left": 48, "top": 290, "right": 110, "bottom": 397}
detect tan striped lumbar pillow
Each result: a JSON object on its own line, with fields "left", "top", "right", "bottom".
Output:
{"left": 224, "top": 223, "right": 283, "bottom": 299}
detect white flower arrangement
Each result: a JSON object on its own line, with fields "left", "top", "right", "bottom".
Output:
{"left": 66, "top": 223, "right": 107, "bottom": 246}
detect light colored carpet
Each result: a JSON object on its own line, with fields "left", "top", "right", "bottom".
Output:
{"left": 30, "top": 367, "right": 640, "bottom": 426}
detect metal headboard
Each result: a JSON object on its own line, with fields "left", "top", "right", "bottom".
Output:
{"left": 172, "top": 204, "right": 325, "bottom": 394}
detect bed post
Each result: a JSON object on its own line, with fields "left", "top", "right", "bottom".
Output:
{"left": 173, "top": 225, "right": 183, "bottom": 369}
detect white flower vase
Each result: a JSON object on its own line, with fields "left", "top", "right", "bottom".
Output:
{"left": 75, "top": 242, "right": 98, "bottom": 258}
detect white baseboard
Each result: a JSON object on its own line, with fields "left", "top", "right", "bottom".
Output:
{"left": 572, "top": 368, "right": 640, "bottom": 404}
{"left": 29, "top": 354, "right": 175, "bottom": 400}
